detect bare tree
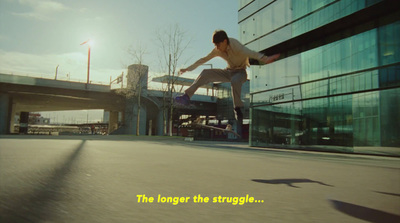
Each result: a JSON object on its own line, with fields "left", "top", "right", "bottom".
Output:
{"left": 155, "top": 24, "right": 192, "bottom": 136}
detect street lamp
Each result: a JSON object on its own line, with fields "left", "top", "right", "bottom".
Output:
{"left": 80, "top": 39, "right": 93, "bottom": 85}
{"left": 55, "top": 65, "right": 59, "bottom": 80}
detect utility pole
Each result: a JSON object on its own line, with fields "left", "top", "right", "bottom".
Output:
{"left": 55, "top": 65, "right": 59, "bottom": 80}
{"left": 80, "top": 39, "right": 92, "bottom": 88}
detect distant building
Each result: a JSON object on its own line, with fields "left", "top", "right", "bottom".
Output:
{"left": 28, "top": 113, "right": 50, "bottom": 125}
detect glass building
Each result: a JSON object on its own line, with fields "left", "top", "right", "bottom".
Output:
{"left": 239, "top": 0, "right": 400, "bottom": 152}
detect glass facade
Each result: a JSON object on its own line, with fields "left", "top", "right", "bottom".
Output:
{"left": 216, "top": 81, "right": 250, "bottom": 120}
{"left": 240, "top": 0, "right": 400, "bottom": 152}
{"left": 239, "top": 0, "right": 383, "bottom": 51}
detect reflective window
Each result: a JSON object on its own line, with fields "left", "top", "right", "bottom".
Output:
{"left": 249, "top": 22, "right": 400, "bottom": 148}
{"left": 240, "top": 0, "right": 383, "bottom": 47}
{"left": 239, "top": 0, "right": 253, "bottom": 9}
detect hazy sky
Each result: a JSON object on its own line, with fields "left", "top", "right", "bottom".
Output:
{"left": 0, "top": 0, "right": 239, "bottom": 84}
{"left": 0, "top": 0, "right": 239, "bottom": 123}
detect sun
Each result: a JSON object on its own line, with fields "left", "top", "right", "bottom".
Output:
{"left": 87, "top": 39, "right": 94, "bottom": 46}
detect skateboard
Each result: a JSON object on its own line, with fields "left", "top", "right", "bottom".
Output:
{"left": 174, "top": 101, "right": 196, "bottom": 109}
{"left": 173, "top": 96, "right": 197, "bottom": 108}
{"left": 192, "top": 123, "right": 241, "bottom": 138}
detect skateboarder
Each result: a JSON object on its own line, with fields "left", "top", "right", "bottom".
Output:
{"left": 175, "top": 30, "right": 280, "bottom": 124}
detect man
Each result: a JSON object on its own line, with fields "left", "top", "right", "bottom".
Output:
{"left": 175, "top": 30, "right": 280, "bottom": 132}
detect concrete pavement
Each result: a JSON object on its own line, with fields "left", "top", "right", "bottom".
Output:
{"left": 0, "top": 135, "right": 399, "bottom": 223}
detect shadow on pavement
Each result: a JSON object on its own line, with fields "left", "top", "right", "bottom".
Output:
{"left": 0, "top": 140, "right": 86, "bottom": 223}
{"left": 2, "top": 135, "right": 400, "bottom": 159}
{"left": 373, "top": 191, "right": 400, "bottom": 197}
{"left": 251, "top": 178, "right": 334, "bottom": 188}
{"left": 329, "top": 199, "right": 400, "bottom": 223}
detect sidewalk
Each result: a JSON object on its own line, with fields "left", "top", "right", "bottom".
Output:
{"left": 1, "top": 134, "right": 399, "bottom": 158}
{"left": 0, "top": 135, "right": 399, "bottom": 222}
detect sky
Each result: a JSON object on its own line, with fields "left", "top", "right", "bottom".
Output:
{"left": 0, "top": 0, "right": 239, "bottom": 84}
{"left": 0, "top": 0, "right": 239, "bottom": 123}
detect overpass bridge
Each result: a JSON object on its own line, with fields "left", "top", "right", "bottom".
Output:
{"left": 0, "top": 73, "right": 218, "bottom": 135}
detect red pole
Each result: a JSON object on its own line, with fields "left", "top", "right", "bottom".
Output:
{"left": 87, "top": 46, "right": 91, "bottom": 84}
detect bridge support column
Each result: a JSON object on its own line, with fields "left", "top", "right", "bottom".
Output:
{"left": 108, "top": 111, "right": 119, "bottom": 134}
{"left": 9, "top": 102, "right": 17, "bottom": 134}
{"left": 125, "top": 101, "right": 147, "bottom": 135}
{"left": 0, "top": 93, "right": 10, "bottom": 134}
{"left": 157, "top": 109, "right": 164, "bottom": 136}
{"left": 19, "top": 112, "right": 29, "bottom": 134}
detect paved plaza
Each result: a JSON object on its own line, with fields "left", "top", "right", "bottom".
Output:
{"left": 0, "top": 135, "right": 399, "bottom": 223}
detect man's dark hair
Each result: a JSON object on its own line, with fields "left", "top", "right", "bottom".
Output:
{"left": 213, "top": 30, "right": 229, "bottom": 44}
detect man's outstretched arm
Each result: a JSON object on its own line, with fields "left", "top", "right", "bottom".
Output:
{"left": 233, "top": 38, "right": 280, "bottom": 65}
{"left": 179, "top": 49, "right": 216, "bottom": 75}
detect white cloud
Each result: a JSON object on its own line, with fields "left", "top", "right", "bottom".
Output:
{"left": 12, "top": 0, "right": 69, "bottom": 20}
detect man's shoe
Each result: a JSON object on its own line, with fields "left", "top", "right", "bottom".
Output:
{"left": 175, "top": 94, "right": 190, "bottom": 106}
{"left": 234, "top": 107, "right": 243, "bottom": 121}
{"left": 234, "top": 107, "right": 243, "bottom": 137}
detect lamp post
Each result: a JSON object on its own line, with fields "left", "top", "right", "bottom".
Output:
{"left": 55, "top": 65, "right": 59, "bottom": 80}
{"left": 80, "top": 39, "right": 93, "bottom": 86}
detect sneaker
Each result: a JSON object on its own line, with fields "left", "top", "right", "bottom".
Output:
{"left": 234, "top": 107, "right": 243, "bottom": 121}
{"left": 234, "top": 108, "right": 243, "bottom": 138}
{"left": 235, "top": 122, "right": 243, "bottom": 139}
{"left": 175, "top": 94, "right": 190, "bottom": 106}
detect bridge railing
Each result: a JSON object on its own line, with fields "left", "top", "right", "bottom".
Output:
{"left": 1, "top": 72, "right": 110, "bottom": 86}
{"left": 2, "top": 72, "right": 218, "bottom": 97}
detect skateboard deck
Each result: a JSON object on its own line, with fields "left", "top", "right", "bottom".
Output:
{"left": 192, "top": 123, "right": 241, "bottom": 138}
{"left": 174, "top": 102, "right": 196, "bottom": 109}
{"left": 173, "top": 97, "right": 196, "bottom": 108}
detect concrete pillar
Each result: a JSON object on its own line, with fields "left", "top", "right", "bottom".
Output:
{"left": 120, "top": 111, "right": 125, "bottom": 127}
{"left": 9, "top": 102, "right": 17, "bottom": 134}
{"left": 125, "top": 102, "right": 147, "bottom": 135}
{"left": 108, "top": 111, "right": 119, "bottom": 134}
{"left": 124, "top": 98, "right": 135, "bottom": 134}
{"left": 148, "top": 120, "right": 152, "bottom": 136}
{"left": 19, "top": 112, "right": 29, "bottom": 134}
{"left": 157, "top": 109, "right": 164, "bottom": 136}
{"left": 140, "top": 106, "right": 147, "bottom": 135}
{"left": 9, "top": 103, "right": 17, "bottom": 134}
{"left": 0, "top": 93, "right": 10, "bottom": 134}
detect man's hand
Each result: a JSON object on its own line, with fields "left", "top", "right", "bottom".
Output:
{"left": 179, "top": 68, "right": 188, "bottom": 76}
{"left": 260, "top": 53, "right": 280, "bottom": 64}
